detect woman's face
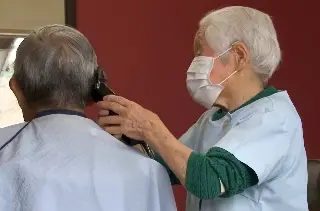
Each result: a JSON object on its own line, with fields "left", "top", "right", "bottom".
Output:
{"left": 193, "top": 33, "right": 238, "bottom": 86}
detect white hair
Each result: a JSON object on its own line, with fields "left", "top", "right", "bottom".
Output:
{"left": 14, "top": 24, "right": 98, "bottom": 109}
{"left": 199, "top": 6, "right": 281, "bottom": 81}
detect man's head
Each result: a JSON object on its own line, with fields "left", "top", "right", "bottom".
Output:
{"left": 10, "top": 24, "right": 97, "bottom": 120}
{"left": 187, "top": 6, "right": 281, "bottom": 109}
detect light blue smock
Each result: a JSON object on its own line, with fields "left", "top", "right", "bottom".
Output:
{"left": 180, "top": 91, "right": 308, "bottom": 211}
{"left": 0, "top": 113, "right": 177, "bottom": 211}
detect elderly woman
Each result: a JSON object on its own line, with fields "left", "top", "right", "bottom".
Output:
{"left": 0, "top": 25, "right": 176, "bottom": 211}
{"left": 98, "top": 6, "right": 308, "bottom": 211}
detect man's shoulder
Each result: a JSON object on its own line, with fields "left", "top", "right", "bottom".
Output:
{"left": 92, "top": 134, "right": 168, "bottom": 176}
{"left": 0, "top": 123, "right": 26, "bottom": 145}
{"left": 115, "top": 148, "right": 168, "bottom": 175}
{"left": 0, "top": 122, "right": 26, "bottom": 130}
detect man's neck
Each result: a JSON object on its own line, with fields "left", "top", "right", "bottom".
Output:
{"left": 36, "top": 107, "right": 84, "bottom": 113}
{"left": 24, "top": 107, "right": 85, "bottom": 122}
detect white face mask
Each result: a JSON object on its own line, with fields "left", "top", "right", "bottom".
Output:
{"left": 186, "top": 46, "right": 237, "bottom": 108}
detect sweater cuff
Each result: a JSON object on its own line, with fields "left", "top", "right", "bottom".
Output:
{"left": 185, "top": 151, "right": 221, "bottom": 199}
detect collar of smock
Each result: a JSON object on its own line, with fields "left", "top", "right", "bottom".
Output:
{"left": 35, "top": 109, "right": 86, "bottom": 119}
{"left": 212, "top": 86, "right": 278, "bottom": 121}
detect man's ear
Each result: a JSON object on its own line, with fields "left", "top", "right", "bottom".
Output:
{"left": 9, "top": 76, "right": 25, "bottom": 108}
{"left": 9, "top": 77, "right": 20, "bottom": 100}
{"left": 9, "top": 77, "right": 16, "bottom": 94}
{"left": 9, "top": 77, "right": 34, "bottom": 121}
{"left": 232, "top": 42, "right": 250, "bottom": 71}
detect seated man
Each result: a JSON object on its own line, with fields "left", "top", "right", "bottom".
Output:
{"left": 0, "top": 25, "right": 176, "bottom": 211}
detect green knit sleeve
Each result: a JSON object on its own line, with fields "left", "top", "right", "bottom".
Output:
{"left": 154, "top": 153, "right": 181, "bottom": 185}
{"left": 185, "top": 147, "right": 258, "bottom": 199}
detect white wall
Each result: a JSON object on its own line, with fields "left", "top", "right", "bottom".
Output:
{"left": 0, "top": 49, "right": 8, "bottom": 71}
{"left": 0, "top": 39, "right": 24, "bottom": 128}
{"left": 0, "top": 0, "right": 65, "bottom": 127}
{"left": 0, "top": 70, "right": 23, "bottom": 128}
{"left": 0, "top": 0, "right": 65, "bottom": 31}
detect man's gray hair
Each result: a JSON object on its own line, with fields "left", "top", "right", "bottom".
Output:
{"left": 199, "top": 6, "right": 281, "bottom": 81}
{"left": 14, "top": 24, "right": 97, "bottom": 109}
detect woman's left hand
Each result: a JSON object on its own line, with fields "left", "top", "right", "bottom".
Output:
{"left": 97, "top": 95, "right": 165, "bottom": 142}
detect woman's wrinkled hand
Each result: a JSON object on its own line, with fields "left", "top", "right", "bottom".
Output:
{"left": 97, "top": 107, "right": 122, "bottom": 139}
{"left": 97, "top": 95, "right": 164, "bottom": 142}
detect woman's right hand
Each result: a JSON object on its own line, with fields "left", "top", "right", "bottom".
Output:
{"left": 97, "top": 109, "right": 122, "bottom": 140}
{"left": 98, "top": 108, "right": 146, "bottom": 153}
{"left": 97, "top": 106, "right": 149, "bottom": 154}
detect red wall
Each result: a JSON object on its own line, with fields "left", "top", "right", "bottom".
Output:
{"left": 77, "top": 1, "right": 319, "bottom": 210}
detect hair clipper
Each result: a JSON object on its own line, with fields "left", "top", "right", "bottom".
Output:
{"left": 91, "top": 67, "right": 155, "bottom": 158}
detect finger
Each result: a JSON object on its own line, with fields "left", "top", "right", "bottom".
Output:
{"left": 105, "top": 126, "right": 122, "bottom": 135}
{"left": 99, "top": 109, "right": 110, "bottom": 117}
{"left": 103, "top": 95, "right": 132, "bottom": 107}
{"left": 97, "top": 115, "right": 123, "bottom": 127}
{"left": 97, "top": 101, "right": 127, "bottom": 115}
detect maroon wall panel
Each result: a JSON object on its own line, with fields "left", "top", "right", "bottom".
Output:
{"left": 77, "top": 1, "right": 319, "bottom": 210}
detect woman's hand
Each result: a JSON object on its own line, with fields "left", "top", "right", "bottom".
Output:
{"left": 97, "top": 108, "right": 122, "bottom": 140}
{"left": 97, "top": 95, "right": 165, "bottom": 142}
{"left": 97, "top": 95, "right": 193, "bottom": 185}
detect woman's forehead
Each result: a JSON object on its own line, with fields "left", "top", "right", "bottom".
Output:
{"left": 193, "top": 34, "right": 215, "bottom": 56}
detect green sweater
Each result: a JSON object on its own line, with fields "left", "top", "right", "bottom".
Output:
{"left": 154, "top": 86, "right": 278, "bottom": 199}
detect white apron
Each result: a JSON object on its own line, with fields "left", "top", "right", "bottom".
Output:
{"left": 0, "top": 111, "right": 177, "bottom": 211}
{"left": 180, "top": 91, "right": 308, "bottom": 211}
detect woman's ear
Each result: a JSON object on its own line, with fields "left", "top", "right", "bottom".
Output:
{"left": 232, "top": 42, "right": 250, "bottom": 71}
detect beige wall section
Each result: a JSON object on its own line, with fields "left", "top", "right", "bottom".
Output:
{"left": 0, "top": 0, "right": 65, "bottom": 31}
